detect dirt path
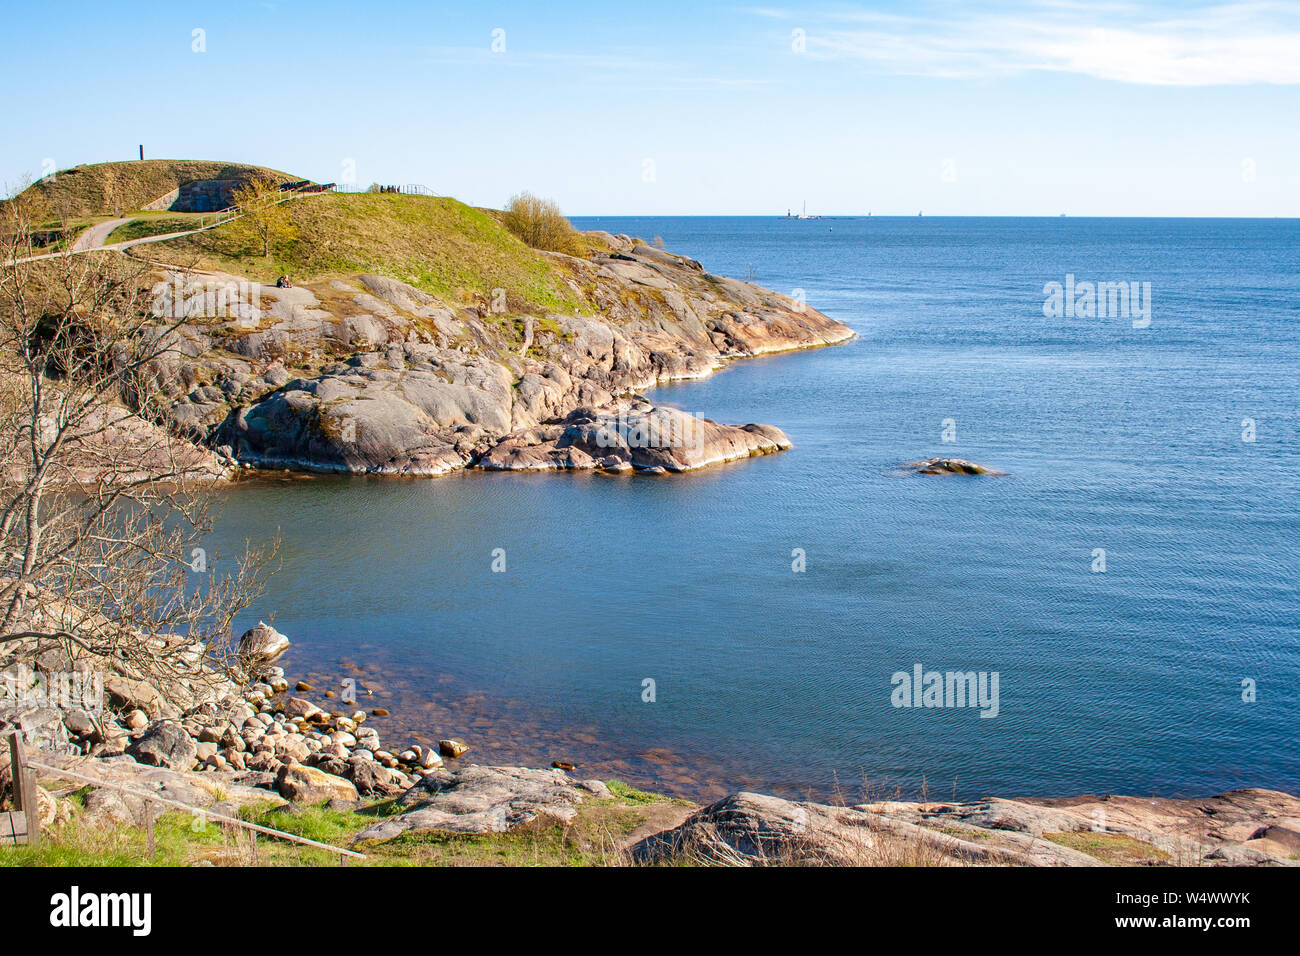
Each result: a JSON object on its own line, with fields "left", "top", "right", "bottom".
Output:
{"left": 9, "top": 191, "right": 310, "bottom": 266}
{"left": 70, "top": 217, "right": 132, "bottom": 252}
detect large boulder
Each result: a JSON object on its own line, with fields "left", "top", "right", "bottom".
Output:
{"left": 276, "top": 764, "right": 358, "bottom": 804}
{"left": 82, "top": 787, "right": 153, "bottom": 826}
{"left": 0, "top": 779, "right": 66, "bottom": 828}
{"left": 126, "top": 722, "right": 198, "bottom": 770}
{"left": 1, "top": 704, "right": 71, "bottom": 753}
{"left": 104, "top": 674, "right": 168, "bottom": 718}
{"left": 352, "top": 765, "right": 601, "bottom": 841}
{"left": 344, "top": 757, "right": 401, "bottom": 798}
{"left": 478, "top": 400, "right": 790, "bottom": 474}
{"left": 630, "top": 792, "right": 878, "bottom": 866}
{"left": 632, "top": 788, "right": 1300, "bottom": 867}
{"left": 238, "top": 622, "right": 290, "bottom": 670}
{"left": 629, "top": 792, "right": 1103, "bottom": 867}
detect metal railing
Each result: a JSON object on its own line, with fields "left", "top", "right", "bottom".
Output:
{"left": 328, "top": 183, "right": 435, "bottom": 195}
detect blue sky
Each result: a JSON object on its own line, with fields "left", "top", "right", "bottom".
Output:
{"left": 3, "top": 0, "right": 1298, "bottom": 215}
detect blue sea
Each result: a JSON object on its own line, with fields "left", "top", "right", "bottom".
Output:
{"left": 207, "top": 217, "right": 1300, "bottom": 801}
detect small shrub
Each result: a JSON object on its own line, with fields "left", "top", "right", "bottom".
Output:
{"left": 502, "top": 192, "right": 581, "bottom": 255}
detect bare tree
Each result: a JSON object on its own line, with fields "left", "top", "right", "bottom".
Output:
{"left": 0, "top": 189, "right": 275, "bottom": 702}
{"left": 228, "top": 175, "right": 297, "bottom": 258}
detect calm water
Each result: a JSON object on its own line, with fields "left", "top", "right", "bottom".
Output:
{"left": 207, "top": 217, "right": 1300, "bottom": 802}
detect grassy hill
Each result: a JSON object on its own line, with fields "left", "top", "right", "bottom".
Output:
{"left": 149, "top": 191, "right": 599, "bottom": 314}
{"left": 18, "top": 159, "right": 299, "bottom": 219}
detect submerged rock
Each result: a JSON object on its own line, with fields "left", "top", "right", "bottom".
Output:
{"left": 438, "top": 738, "right": 469, "bottom": 759}
{"left": 903, "top": 457, "right": 1005, "bottom": 476}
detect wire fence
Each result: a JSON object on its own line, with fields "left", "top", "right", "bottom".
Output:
{"left": 4, "top": 731, "right": 364, "bottom": 864}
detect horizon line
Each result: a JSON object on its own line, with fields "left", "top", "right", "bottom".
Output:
{"left": 567, "top": 213, "right": 1300, "bottom": 220}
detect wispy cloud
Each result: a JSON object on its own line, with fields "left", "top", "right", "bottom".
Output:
{"left": 421, "top": 44, "right": 768, "bottom": 92}
{"left": 759, "top": 1, "right": 1300, "bottom": 85}
{"left": 421, "top": 45, "right": 671, "bottom": 73}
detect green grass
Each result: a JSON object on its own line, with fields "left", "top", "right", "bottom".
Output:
{"left": 151, "top": 192, "right": 594, "bottom": 315}
{"left": 106, "top": 214, "right": 206, "bottom": 244}
{"left": 2, "top": 780, "right": 680, "bottom": 867}
{"left": 363, "top": 812, "right": 632, "bottom": 866}
{"left": 605, "top": 779, "right": 677, "bottom": 805}
{"left": 1, "top": 809, "right": 228, "bottom": 867}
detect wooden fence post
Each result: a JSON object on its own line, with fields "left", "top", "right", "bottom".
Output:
{"left": 7, "top": 731, "right": 40, "bottom": 848}
{"left": 144, "top": 799, "right": 156, "bottom": 857}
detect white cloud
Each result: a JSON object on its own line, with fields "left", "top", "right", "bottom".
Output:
{"left": 770, "top": 2, "right": 1300, "bottom": 85}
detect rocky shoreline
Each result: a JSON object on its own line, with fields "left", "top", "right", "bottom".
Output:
{"left": 138, "top": 232, "right": 853, "bottom": 479}
{"left": 3, "top": 621, "right": 1297, "bottom": 866}
{"left": 2, "top": 623, "right": 459, "bottom": 806}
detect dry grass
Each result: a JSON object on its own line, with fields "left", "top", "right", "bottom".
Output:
{"left": 1044, "top": 831, "right": 1172, "bottom": 866}
{"left": 13, "top": 160, "right": 297, "bottom": 219}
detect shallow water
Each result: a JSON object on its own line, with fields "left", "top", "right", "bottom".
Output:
{"left": 207, "top": 217, "right": 1300, "bottom": 801}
